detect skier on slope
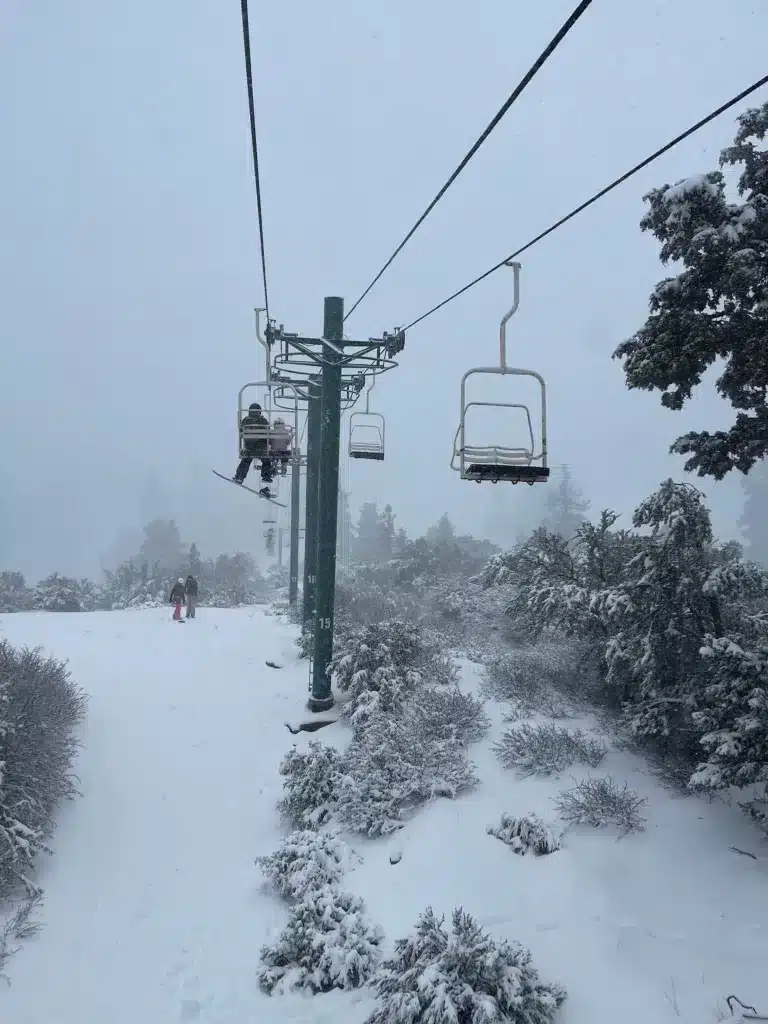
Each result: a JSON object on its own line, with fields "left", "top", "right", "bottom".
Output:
{"left": 169, "top": 577, "right": 186, "bottom": 622}
{"left": 184, "top": 575, "right": 198, "bottom": 619}
{"left": 233, "top": 403, "right": 275, "bottom": 497}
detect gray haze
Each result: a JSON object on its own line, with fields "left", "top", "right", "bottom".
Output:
{"left": 2, "top": 0, "right": 766, "bottom": 580}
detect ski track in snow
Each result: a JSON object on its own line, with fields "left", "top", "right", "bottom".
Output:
{"left": 0, "top": 606, "right": 767, "bottom": 1023}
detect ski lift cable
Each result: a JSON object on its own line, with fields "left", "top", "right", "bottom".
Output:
{"left": 240, "top": 0, "right": 270, "bottom": 322}
{"left": 401, "top": 71, "right": 768, "bottom": 332}
{"left": 342, "top": 0, "right": 595, "bottom": 323}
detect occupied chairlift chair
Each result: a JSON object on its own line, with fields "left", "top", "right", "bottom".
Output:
{"left": 237, "top": 380, "right": 300, "bottom": 494}
{"left": 451, "top": 261, "right": 549, "bottom": 485}
{"left": 348, "top": 375, "right": 385, "bottom": 461}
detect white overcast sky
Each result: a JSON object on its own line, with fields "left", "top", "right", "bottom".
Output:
{"left": 1, "top": 0, "right": 766, "bottom": 578}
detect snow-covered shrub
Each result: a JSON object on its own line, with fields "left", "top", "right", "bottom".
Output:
{"left": 365, "top": 906, "right": 565, "bottom": 1024}
{"left": 31, "top": 574, "right": 89, "bottom": 612}
{"left": 277, "top": 741, "right": 344, "bottom": 829}
{"left": 337, "top": 713, "right": 478, "bottom": 837}
{"left": 0, "top": 572, "right": 32, "bottom": 613}
{"left": 481, "top": 644, "right": 580, "bottom": 717}
{"left": 256, "top": 829, "right": 350, "bottom": 900}
{"left": 0, "top": 892, "right": 42, "bottom": 976}
{"left": 739, "top": 790, "right": 768, "bottom": 836}
{"left": 258, "top": 885, "right": 383, "bottom": 995}
{"left": 330, "top": 622, "right": 423, "bottom": 732}
{"left": 689, "top": 635, "right": 768, "bottom": 793}
{"left": 0, "top": 641, "right": 86, "bottom": 899}
{"left": 554, "top": 776, "right": 647, "bottom": 834}
{"left": 494, "top": 723, "right": 606, "bottom": 777}
{"left": 487, "top": 813, "right": 561, "bottom": 856}
{"left": 405, "top": 685, "right": 490, "bottom": 746}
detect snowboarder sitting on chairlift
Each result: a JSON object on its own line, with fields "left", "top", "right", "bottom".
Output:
{"left": 234, "top": 403, "right": 275, "bottom": 497}
{"left": 270, "top": 417, "right": 294, "bottom": 476}
{"left": 169, "top": 577, "right": 186, "bottom": 622}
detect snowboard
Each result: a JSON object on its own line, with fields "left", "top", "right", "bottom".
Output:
{"left": 212, "top": 470, "right": 287, "bottom": 507}
{"left": 266, "top": 660, "right": 282, "bottom": 669}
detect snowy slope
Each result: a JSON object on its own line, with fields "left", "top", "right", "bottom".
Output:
{"left": 0, "top": 606, "right": 767, "bottom": 1024}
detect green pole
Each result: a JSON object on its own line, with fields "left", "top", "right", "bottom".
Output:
{"left": 302, "top": 379, "right": 322, "bottom": 627}
{"left": 310, "top": 297, "right": 343, "bottom": 712}
{"left": 288, "top": 448, "right": 301, "bottom": 606}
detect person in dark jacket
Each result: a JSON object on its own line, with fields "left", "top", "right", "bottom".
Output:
{"left": 233, "top": 403, "right": 274, "bottom": 496}
{"left": 184, "top": 575, "right": 199, "bottom": 619}
{"left": 169, "top": 577, "right": 186, "bottom": 622}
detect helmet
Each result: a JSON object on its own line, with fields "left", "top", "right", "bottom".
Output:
{"left": 249, "top": 402, "right": 262, "bottom": 412}
{"left": 178, "top": 577, "right": 184, "bottom": 584}
{"left": 274, "top": 417, "right": 285, "bottom": 426}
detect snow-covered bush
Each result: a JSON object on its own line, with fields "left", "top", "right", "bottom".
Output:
{"left": 0, "top": 641, "right": 86, "bottom": 899}
{"left": 0, "top": 572, "right": 32, "bottom": 613}
{"left": 494, "top": 723, "right": 606, "bottom": 777}
{"left": 365, "top": 906, "right": 565, "bottom": 1024}
{"left": 277, "top": 741, "right": 344, "bottom": 829}
{"left": 405, "top": 685, "right": 490, "bottom": 746}
{"left": 740, "top": 791, "right": 768, "bottom": 836}
{"left": 487, "top": 813, "right": 561, "bottom": 856}
{"left": 258, "top": 885, "right": 383, "bottom": 995}
{"left": 481, "top": 644, "right": 581, "bottom": 717}
{"left": 330, "top": 622, "right": 422, "bottom": 732}
{"left": 32, "top": 574, "right": 92, "bottom": 612}
{"left": 337, "top": 712, "right": 478, "bottom": 837}
{"left": 554, "top": 776, "right": 647, "bottom": 834}
{"left": 256, "top": 829, "right": 351, "bottom": 900}
{"left": 689, "top": 634, "right": 768, "bottom": 793}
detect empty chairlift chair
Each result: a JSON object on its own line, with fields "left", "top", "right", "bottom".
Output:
{"left": 451, "top": 261, "right": 550, "bottom": 485}
{"left": 348, "top": 376, "right": 385, "bottom": 461}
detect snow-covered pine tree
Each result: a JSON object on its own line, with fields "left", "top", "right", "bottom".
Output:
{"left": 603, "top": 480, "right": 766, "bottom": 755}
{"left": 32, "top": 573, "right": 85, "bottom": 612}
{"left": 689, "top": 634, "right": 768, "bottom": 793}
{"left": 614, "top": 102, "right": 768, "bottom": 479}
{"left": 0, "top": 572, "right": 31, "bottom": 613}
{"left": 738, "top": 458, "right": 768, "bottom": 565}
{"left": 277, "top": 741, "right": 344, "bottom": 828}
{"left": 337, "top": 711, "right": 478, "bottom": 836}
{"left": 258, "top": 885, "right": 383, "bottom": 995}
{"left": 543, "top": 464, "right": 590, "bottom": 539}
{"left": 256, "top": 829, "right": 350, "bottom": 900}
{"left": 366, "top": 906, "right": 565, "bottom": 1024}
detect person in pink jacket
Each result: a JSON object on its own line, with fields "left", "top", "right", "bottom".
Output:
{"left": 270, "top": 418, "right": 294, "bottom": 476}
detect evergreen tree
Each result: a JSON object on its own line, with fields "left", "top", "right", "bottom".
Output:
{"left": 378, "top": 504, "right": 396, "bottom": 559}
{"left": 543, "top": 465, "right": 590, "bottom": 538}
{"left": 354, "top": 502, "right": 383, "bottom": 562}
{"left": 614, "top": 102, "right": 768, "bottom": 479}
{"left": 138, "top": 519, "right": 184, "bottom": 573}
{"left": 739, "top": 458, "right": 768, "bottom": 564}
{"left": 188, "top": 542, "right": 203, "bottom": 577}
{"left": 426, "top": 514, "right": 456, "bottom": 548}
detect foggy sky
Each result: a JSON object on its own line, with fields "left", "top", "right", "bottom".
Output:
{"left": 2, "top": 0, "right": 767, "bottom": 580}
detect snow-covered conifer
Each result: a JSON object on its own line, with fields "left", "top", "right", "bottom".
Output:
{"left": 258, "top": 885, "right": 383, "bottom": 995}
{"left": 32, "top": 574, "right": 85, "bottom": 612}
{"left": 614, "top": 102, "right": 768, "bottom": 479}
{"left": 277, "top": 741, "right": 344, "bottom": 828}
{"left": 337, "top": 713, "right": 478, "bottom": 837}
{"left": 0, "top": 572, "right": 31, "bottom": 613}
{"left": 366, "top": 906, "right": 565, "bottom": 1024}
{"left": 689, "top": 635, "right": 768, "bottom": 792}
{"left": 256, "top": 829, "right": 350, "bottom": 900}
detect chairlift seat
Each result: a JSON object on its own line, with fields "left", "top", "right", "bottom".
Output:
{"left": 349, "top": 440, "right": 385, "bottom": 461}
{"left": 466, "top": 463, "right": 550, "bottom": 484}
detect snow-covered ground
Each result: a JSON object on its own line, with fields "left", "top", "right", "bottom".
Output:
{"left": 0, "top": 606, "right": 767, "bottom": 1023}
